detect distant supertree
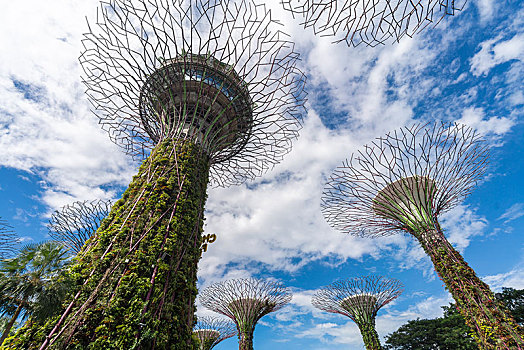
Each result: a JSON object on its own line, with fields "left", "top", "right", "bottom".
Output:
{"left": 48, "top": 200, "right": 112, "bottom": 254}
{"left": 193, "top": 316, "right": 237, "bottom": 350}
{"left": 0, "top": 218, "right": 18, "bottom": 259}
{"left": 312, "top": 276, "right": 403, "bottom": 350}
{"left": 199, "top": 278, "right": 292, "bottom": 350}
{"left": 4, "top": 0, "right": 305, "bottom": 349}
{"left": 282, "top": 0, "right": 466, "bottom": 47}
{"left": 321, "top": 123, "right": 524, "bottom": 348}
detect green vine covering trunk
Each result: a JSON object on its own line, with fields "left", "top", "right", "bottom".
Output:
{"left": 238, "top": 330, "right": 254, "bottom": 350}
{"left": 2, "top": 139, "right": 210, "bottom": 350}
{"left": 357, "top": 321, "right": 382, "bottom": 350}
{"left": 416, "top": 223, "right": 524, "bottom": 349}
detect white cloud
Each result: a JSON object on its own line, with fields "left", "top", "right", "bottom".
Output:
{"left": 483, "top": 266, "right": 524, "bottom": 291}
{"left": 440, "top": 204, "right": 489, "bottom": 251}
{"left": 199, "top": 111, "right": 381, "bottom": 281}
{"left": 296, "top": 320, "right": 362, "bottom": 346}
{"left": 476, "top": 0, "right": 496, "bottom": 22}
{"left": 470, "top": 34, "right": 524, "bottom": 76}
{"left": 303, "top": 35, "right": 430, "bottom": 133}
{"left": 498, "top": 203, "right": 524, "bottom": 224}
{"left": 0, "top": 1, "right": 136, "bottom": 214}
{"left": 508, "top": 91, "right": 524, "bottom": 106}
{"left": 455, "top": 107, "right": 515, "bottom": 136}
{"left": 376, "top": 294, "right": 452, "bottom": 337}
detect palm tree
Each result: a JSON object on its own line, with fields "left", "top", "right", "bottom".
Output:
{"left": 0, "top": 242, "right": 70, "bottom": 344}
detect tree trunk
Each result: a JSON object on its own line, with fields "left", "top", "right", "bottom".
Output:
{"left": 416, "top": 223, "right": 524, "bottom": 349}
{"left": 0, "top": 299, "right": 25, "bottom": 345}
{"left": 238, "top": 330, "right": 254, "bottom": 350}
{"left": 6, "top": 140, "right": 209, "bottom": 349}
{"left": 357, "top": 321, "right": 382, "bottom": 350}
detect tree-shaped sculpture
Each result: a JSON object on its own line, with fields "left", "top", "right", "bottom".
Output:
{"left": 312, "top": 276, "right": 403, "bottom": 350}
{"left": 0, "top": 218, "right": 18, "bottom": 259}
{"left": 282, "top": 0, "right": 466, "bottom": 47}
{"left": 48, "top": 200, "right": 112, "bottom": 254}
{"left": 3, "top": 0, "right": 305, "bottom": 348}
{"left": 194, "top": 316, "right": 237, "bottom": 350}
{"left": 321, "top": 123, "right": 524, "bottom": 348}
{"left": 199, "top": 278, "right": 292, "bottom": 350}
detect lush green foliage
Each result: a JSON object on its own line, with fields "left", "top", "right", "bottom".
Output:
{"left": 495, "top": 288, "right": 524, "bottom": 326}
{"left": 384, "top": 304, "right": 478, "bottom": 350}
{"left": 385, "top": 285, "right": 524, "bottom": 350}
{"left": 0, "top": 318, "right": 18, "bottom": 343}
{"left": 0, "top": 242, "right": 70, "bottom": 345}
{"left": 3, "top": 140, "right": 209, "bottom": 349}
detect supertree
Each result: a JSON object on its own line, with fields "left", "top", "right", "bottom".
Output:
{"left": 199, "top": 278, "right": 292, "bottom": 350}
{"left": 2, "top": 0, "right": 305, "bottom": 348}
{"left": 48, "top": 200, "right": 112, "bottom": 254}
{"left": 281, "top": 0, "right": 466, "bottom": 47}
{"left": 321, "top": 122, "right": 524, "bottom": 349}
{"left": 0, "top": 218, "right": 18, "bottom": 259}
{"left": 193, "top": 316, "right": 237, "bottom": 350}
{"left": 311, "top": 276, "right": 403, "bottom": 350}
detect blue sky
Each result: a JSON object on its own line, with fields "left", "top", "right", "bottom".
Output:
{"left": 0, "top": 0, "right": 523, "bottom": 349}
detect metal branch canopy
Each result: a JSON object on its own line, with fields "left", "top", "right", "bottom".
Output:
{"left": 312, "top": 276, "right": 403, "bottom": 323}
{"left": 321, "top": 122, "right": 524, "bottom": 348}
{"left": 48, "top": 199, "right": 112, "bottom": 254}
{"left": 193, "top": 316, "right": 237, "bottom": 350}
{"left": 312, "top": 276, "right": 403, "bottom": 350}
{"left": 80, "top": 0, "right": 306, "bottom": 187}
{"left": 281, "top": 0, "right": 467, "bottom": 46}
{"left": 199, "top": 278, "right": 292, "bottom": 350}
{"left": 322, "top": 123, "right": 489, "bottom": 238}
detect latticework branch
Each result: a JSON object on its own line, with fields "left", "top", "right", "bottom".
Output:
{"left": 80, "top": 0, "right": 306, "bottom": 187}
{"left": 194, "top": 316, "right": 237, "bottom": 350}
{"left": 282, "top": 0, "right": 467, "bottom": 47}
{"left": 320, "top": 122, "right": 524, "bottom": 348}
{"left": 48, "top": 200, "right": 112, "bottom": 254}
{"left": 0, "top": 218, "right": 18, "bottom": 259}
{"left": 199, "top": 278, "right": 291, "bottom": 349}
{"left": 322, "top": 122, "right": 489, "bottom": 238}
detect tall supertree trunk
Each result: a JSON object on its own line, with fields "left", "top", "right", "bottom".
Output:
{"left": 3, "top": 139, "right": 209, "bottom": 349}
{"left": 238, "top": 330, "right": 254, "bottom": 350}
{"left": 416, "top": 223, "right": 524, "bottom": 349}
{"left": 357, "top": 322, "right": 382, "bottom": 350}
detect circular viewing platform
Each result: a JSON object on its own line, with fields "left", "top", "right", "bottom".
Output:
{"left": 139, "top": 53, "right": 253, "bottom": 161}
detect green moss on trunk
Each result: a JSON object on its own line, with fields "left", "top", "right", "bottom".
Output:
{"left": 238, "top": 330, "right": 254, "bottom": 350}
{"left": 357, "top": 321, "right": 382, "bottom": 350}
{"left": 416, "top": 224, "right": 524, "bottom": 349}
{"left": 3, "top": 140, "right": 209, "bottom": 350}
